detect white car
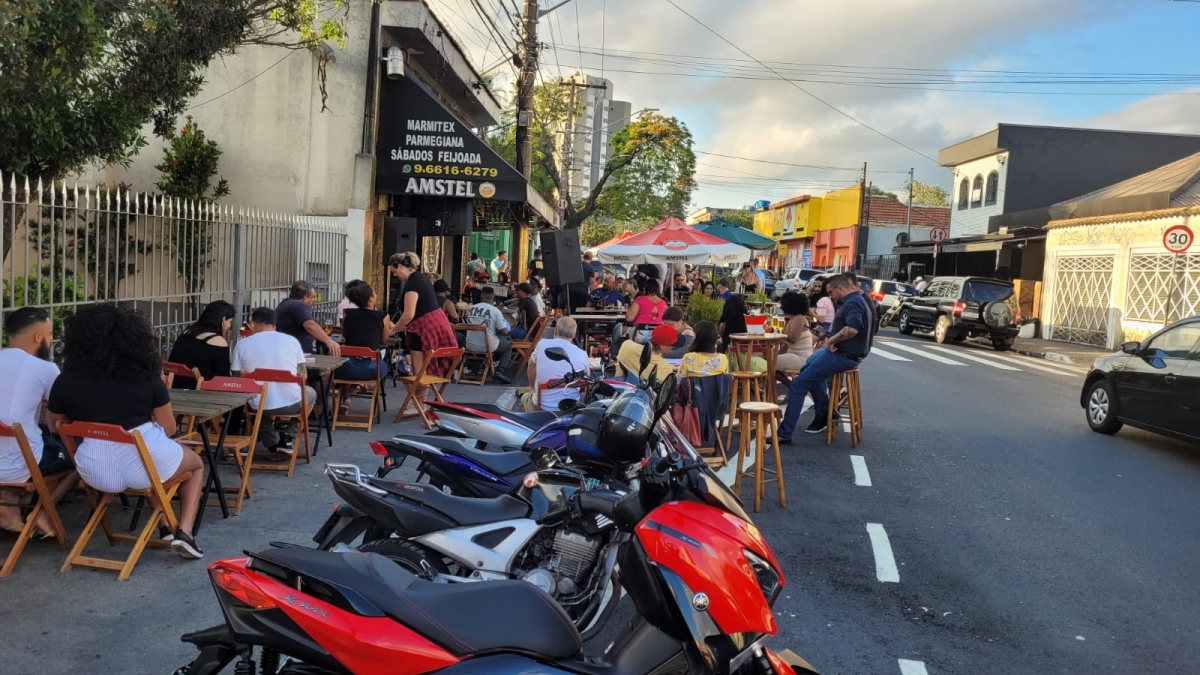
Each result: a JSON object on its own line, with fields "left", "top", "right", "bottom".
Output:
{"left": 772, "top": 268, "right": 822, "bottom": 299}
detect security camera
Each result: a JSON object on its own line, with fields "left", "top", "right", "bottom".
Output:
{"left": 385, "top": 46, "right": 405, "bottom": 80}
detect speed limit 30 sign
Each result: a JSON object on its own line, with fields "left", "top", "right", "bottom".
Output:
{"left": 1163, "top": 224, "right": 1194, "bottom": 254}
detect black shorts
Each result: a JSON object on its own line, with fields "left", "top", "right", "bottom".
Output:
{"left": 407, "top": 332, "right": 423, "bottom": 353}
{"left": 38, "top": 429, "right": 74, "bottom": 477}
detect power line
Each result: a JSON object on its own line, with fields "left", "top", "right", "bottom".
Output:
{"left": 187, "top": 51, "right": 296, "bottom": 111}
{"left": 696, "top": 150, "right": 910, "bottom": 174}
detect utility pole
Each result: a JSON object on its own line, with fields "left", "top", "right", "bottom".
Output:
{"left": 905, "top": 167, "right": 914, "bottom": 239}
{"left": 514, "top": 0, "right": 539, "bottom": 184}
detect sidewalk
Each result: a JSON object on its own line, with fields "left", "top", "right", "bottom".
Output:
{"left": 1009, "top": 336, "right": 1113, "bottom": 366}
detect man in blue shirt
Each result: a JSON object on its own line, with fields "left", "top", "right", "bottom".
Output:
{"left": 591, "top": 275, "right": 626, "bottom": 308}
{"left": 717, "top": 279, "right": 733, "bottom": 300}
{"left": 778, "top": 274, "right": 871, "bottom": 440}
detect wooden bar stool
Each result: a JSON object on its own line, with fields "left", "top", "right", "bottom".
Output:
{"left": 733, "top": 402, "right": 786, "bottom": 512}
{"left": 723, "top": 371, "right": 764, "bottom": 452}
{"left": 826, "top": 369, "right": 863, "bottom": 447}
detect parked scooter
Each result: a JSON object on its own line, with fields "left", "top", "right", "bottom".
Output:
{"left": 175, "top": 391, "right": 820, "bottom": 675}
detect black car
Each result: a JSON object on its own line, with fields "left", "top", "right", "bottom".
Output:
{"left": 895, "top": 276, "right": 1019, "bottom": 350}
{"left": 1081, "top": 317, "right": 1200, "bottom": 442}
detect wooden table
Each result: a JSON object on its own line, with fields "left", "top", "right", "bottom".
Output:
{"left": 569, "top": 314, "right": 624, "bottom": 353}
{"left": 170, "top": 389, "right": 254, "bottom": 529}
{"left": 729, "top": 333, "right": 789, "bottom": 403}
{"left": 305, "top": 354, "right": 348, "bottom": 452}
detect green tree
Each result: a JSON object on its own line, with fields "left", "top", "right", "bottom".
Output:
{"left": 488, "top": 82, "right": 697, "bottom": 230}
{"left": 720, "top": 209, "right": 755, "bottom": 229}
{"left": 867, "top": 185, "right": 899, "bottom": 201}
{"left": 910, "top": 180, "right": 950, "bottom": 207}
{"left": 0, "top": 0, "right": 348, "bottom": 261}
{"left": 155, "top": 116, "right": 231, "bottom": 294}
{"left": 579, "top": 218, "right": 654, "bottom": 249}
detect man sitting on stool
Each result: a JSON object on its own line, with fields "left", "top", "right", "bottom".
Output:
{"left": 776, "top": 274, "right": 872, "bottom": 441}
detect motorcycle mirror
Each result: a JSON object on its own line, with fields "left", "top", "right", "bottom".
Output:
{"left": 558, "top": 398, "right": 581, "bottom": 412}
{"left": 654, "top": 372, "right": 678, "bottom": 420}
{"left": 545, "top": 347, "right": 570, "bottom": 362}
{"left": 530, "top": 446, "right": 559, "bottom": 469}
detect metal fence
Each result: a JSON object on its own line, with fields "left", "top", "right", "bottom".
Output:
{"left": 1, "top": 173, "right": 347, "bottom": 354}
{"left": 860, "top": 255, "right": 899, "bottom": 280}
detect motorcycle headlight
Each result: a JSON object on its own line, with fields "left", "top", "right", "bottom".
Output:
{"left": 744, "top": 549, "right": 782, "bottom": 607}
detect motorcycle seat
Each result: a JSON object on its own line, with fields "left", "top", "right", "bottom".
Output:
{"left": 395, "top": 436, "right": 535, "bottom": 478}
{"left": 370, "top": 478, "right": 531, "bottom": 526}
{"left": 467, "top": 403, "right": 560, "bottom": 430}
{"left": 253, "top": 548, "right": 582, "bottom": 658}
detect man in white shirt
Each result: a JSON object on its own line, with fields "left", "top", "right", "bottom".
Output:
{"left": 232, "top": 307, "right": 317, "bottom": 452}
{"left": 529, "top": 278, "right": 547, "bottom": 317}
{"left": 464, "top": 286, "right": 514, "bottom": 383}
{"left": 0, "top": 307, "right": 77, "bottom": 533}
{"left": 521, "top": 318, "right": 591, "bottom": 412}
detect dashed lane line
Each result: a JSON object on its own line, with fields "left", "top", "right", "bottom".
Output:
{"left": 716, "top": 398, "right": 811, "bottom": 487}
{"left": 866, "top": 523, "right": 900, "bottom": 583}
{"left": 923, "top": 344, "right": 1021, "bottom": 371}
{"left": 850, "top": 455, "right": 872, "bottom": 486}
{"left": 874, "top": 340, "right": 967, "bottom": 366}
{"left": 869, "top": 345, "right": 912, "bottom": 361}
{"left": 981, "top": 351, "right": 1085, "bottom": 376}
{"left": 898, "top": 659, "right": 929, "bottom": 675}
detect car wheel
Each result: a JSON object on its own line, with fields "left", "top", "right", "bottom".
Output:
{"left": 934, "top": 316, "right": 952, "bottom": 344}
{"left": 991, "top": 338, "right": 1013, "bottom": 351}
{"left": 1085, "top": 379, "right": 1123, "bottom": 434}
{"left": 898, "top": 309, "right": 914, "bottom": 335}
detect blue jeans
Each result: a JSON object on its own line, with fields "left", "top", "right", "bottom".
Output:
{"left": 334, "top": 357, "right": 387, "bottom": 381}
{"left": 510, "top": 326, "right": 527, "bottom": 340}
{"left": 778, "top": 347, "right": 859, "bottom": 437}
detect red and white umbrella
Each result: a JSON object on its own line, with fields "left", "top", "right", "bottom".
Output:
{"left": 585, "top": 229, "right": 636, "bottom": 256}
{"left": 595, "top": 218, "right": 751, "bottom": 266}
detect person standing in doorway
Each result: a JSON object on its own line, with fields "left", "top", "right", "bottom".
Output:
{"left": 491, "top": 251, "right": 510, "bottom": 284}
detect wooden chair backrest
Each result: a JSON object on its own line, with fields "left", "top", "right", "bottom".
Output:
{"left": 338, "top": 345, "right": 378, "bottom": 361}
{"left": 526, "top": 316, "right": 549, "bottom": 342}
{"left": 243, "top": 368, "right": 308, "bottom": 409}
{"left": 0, "top": 421, "right": 37, "bottom": 479}
{"left": 201, "top": 376, "right": 267, "bottom": 397}
{"left": 411, "top": 347, "right": 464, "bottom": 381}
{"left": 57, "top": 420, "right": 171, "bottom": 501}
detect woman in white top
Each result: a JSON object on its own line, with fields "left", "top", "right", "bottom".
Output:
{"left": 811, "top": 278, "right": 836, "bottom": 335}
{"left": 775, "top": 292, "right": 815, "bottom": 386}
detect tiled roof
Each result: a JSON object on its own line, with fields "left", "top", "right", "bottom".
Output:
{"left": 1057, "top": 150, "right": 1200, "bottom": 208}
{"left": 866, "top": 196, "right": 950, "bottom": 227}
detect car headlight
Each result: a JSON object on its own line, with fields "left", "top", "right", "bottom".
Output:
{"left": 744, "top": 549, "right": 782, "bottom": 606}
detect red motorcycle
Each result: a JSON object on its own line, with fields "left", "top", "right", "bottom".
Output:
{"left": 175, "top": 393, "right": 818, "bottom": 675}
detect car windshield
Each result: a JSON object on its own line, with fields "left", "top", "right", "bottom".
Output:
{"left": 962, "top": 281, "right": 1013, "bottom": 304}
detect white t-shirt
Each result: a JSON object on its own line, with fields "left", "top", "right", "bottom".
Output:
{"left": 232, "top": 331, "right": 308, "bottom": 410}
{"left": 465, "top": 303, "right": 507, "bottom": 353}
{"left": 336, "top": 297, "right": 357, "bottom": 325}
{"left": 531, "top": 338, "right": 591, "bottom": 411}
{"left": 531, "top": 293, "right": 546, "bottom": 317}
{"left": 0, "top": 349, "right": 60, "bottom": 482}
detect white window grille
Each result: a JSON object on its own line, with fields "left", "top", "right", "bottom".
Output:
{"left": 1048, "top": 254, "right": 1115, "bottom": 346}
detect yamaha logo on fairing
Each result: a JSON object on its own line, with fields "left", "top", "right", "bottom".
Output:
{"left": 692, "top": 593, "right": 710, "bottom": 611}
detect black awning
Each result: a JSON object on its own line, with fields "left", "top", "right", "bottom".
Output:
{"left": 376, "top": 76, "right": 526, "bottom": 202}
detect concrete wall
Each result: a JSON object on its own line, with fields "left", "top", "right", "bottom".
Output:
{"left": 817, "top": 185, "right": 862, "bottom": 231}
{"left": 949, "top": 152, "right": 1007, "bottom": 238}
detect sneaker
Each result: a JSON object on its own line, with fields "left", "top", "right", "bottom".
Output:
{"left": 268, "top": 443, "right": 294, "bottom": 456}
{"left": 170, "top": 530, "right": 203, "bottom": 559}
{"left": 157, "top": 526, "right": 174, "bottom": 542}
{"left": 803, "top": 418, "right": 828, "bottom": 434}
{"left": 277, "top": 433, "right": 295, "bottom": 449}
{"left": 831, "top": 410, "right": 841, "bottom": 422}
{"left": 776, "top": 435, "right": 793, "bottom": 445}
{"left": 493, "top": 370, "right": 513, "bottom": 384}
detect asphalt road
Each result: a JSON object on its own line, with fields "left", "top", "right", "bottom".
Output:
{"left": 3, "top": 337, "right": 1199, "bottom": 674}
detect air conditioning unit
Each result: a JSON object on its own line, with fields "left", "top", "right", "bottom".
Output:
{"left": 895, "top": 231, "right": 910, "bottom": 245}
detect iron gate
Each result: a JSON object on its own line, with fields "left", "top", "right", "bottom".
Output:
{"left": 1047, "top": 253, "right": 1115, "bottom": 346}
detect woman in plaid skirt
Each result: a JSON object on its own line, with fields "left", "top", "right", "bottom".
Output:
{"left": 389, "top": 252, "right": 458, "bottom": 395}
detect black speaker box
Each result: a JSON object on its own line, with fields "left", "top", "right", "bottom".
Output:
{"left": 383, "top": 217, "right": 418, "bottom": 260}
{"left": 540, "top": 229, "right": 584, "bottom": 287}
{"left": 413, "top": 198, "right": 472, "bottom": 236}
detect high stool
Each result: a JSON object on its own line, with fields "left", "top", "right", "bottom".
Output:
{"left": 723, "top": 371, "right": 765, "bottom": 452}
{"left": 826, "top": 369, "right": 863, "bottom": 447}
{"left": 734, "top": 402, "right": 786, "bottom": 512}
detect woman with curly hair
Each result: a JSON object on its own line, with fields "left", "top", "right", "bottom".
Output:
{"left": 47, "top": 304, "right": 206, "bottom": 559}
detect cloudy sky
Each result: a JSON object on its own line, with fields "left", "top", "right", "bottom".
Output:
{"left": 431, "top": 0, "right": 1200, "bottom": 210}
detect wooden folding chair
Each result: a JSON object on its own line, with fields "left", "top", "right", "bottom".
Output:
{"left": 0, "top": 422, "right": 70, "bottom": 577}
{"left": 177, "top": 377, "right": 268, "bottom": 516}
{"left": 455, "top": 323, "right": 493, "bottom": 386}
{"left": 331, "top": 346, "right": 383, "bottom": 432}
{"left": 242, "top": 368, "right": 311, "bottom": 478}
{"left": 163, "top": 361, "right": 204, "bottom": 390}
{"left": 396, "top": 347, "right": 464, "bottom": 429}
{"left": 56, "top": 421, "right": 191, "bottom": 581}
{"left": 510, "top": 316, "right": 548, "bottom": 376}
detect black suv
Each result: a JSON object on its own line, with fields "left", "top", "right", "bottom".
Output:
{"left": 896, "top": 276, "right": 1019, "bottom": 350}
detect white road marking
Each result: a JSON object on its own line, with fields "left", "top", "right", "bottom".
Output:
{"left": 924, "top": 345, "right": 1021, "bottom": 371}
{"left": 869, "top": 345, "right": 912, "bottom": 361}
{"left": 981, "top": 352, "right": 1084, "bottom": 376}
{"left": 898, "top": 659, "right": 929, "bottom": 675}
{"left": 866, "top": 523, "right": 900, "bottom": 583}
{"left": 717, "top": 398, "right": 811, "bottom": 487}
{"left": 876, "top": 341, "right": 967, "bottom": 366}
{"left": 850, "top": 455, "right": 872, "bottom": 486}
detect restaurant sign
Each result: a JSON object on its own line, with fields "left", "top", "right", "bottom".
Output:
{"left": 376, "top": 76, "right": 526, "bottom": 201}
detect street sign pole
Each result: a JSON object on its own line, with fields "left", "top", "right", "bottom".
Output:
{"left": 1162, "top": 224, "right": 1194, "bottom": 323}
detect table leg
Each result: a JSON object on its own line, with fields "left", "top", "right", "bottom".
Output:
{"left": 309, "top": 372, "right": 334, "bottom": 454}
{"left": 194, "top": 417, "right": 231, "bottom": 533}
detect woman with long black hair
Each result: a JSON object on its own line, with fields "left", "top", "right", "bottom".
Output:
{"left": 167, "top": 300, "right": 235, "bottom": 388}
{"left": 48, "top": 304, "right": 206, "bottom": 558}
